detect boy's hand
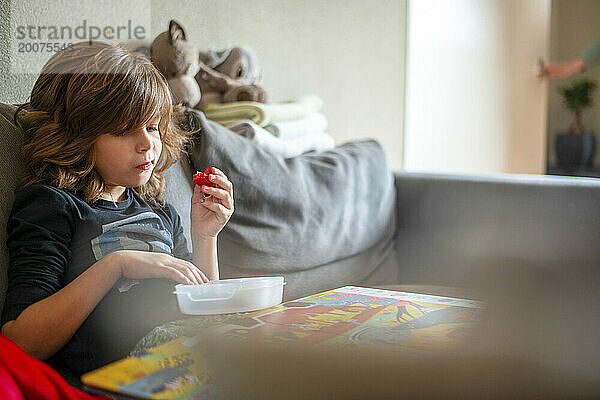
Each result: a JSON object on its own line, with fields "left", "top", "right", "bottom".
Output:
{"left": 191, "top": 167, "right": 234, "bottom": 239}
{"left": 112, "top": 250, "right": 209, "bottom": 285}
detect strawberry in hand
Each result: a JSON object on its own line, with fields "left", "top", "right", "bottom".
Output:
{"left": 191, "top": 166, "right": 234, "bottom": 239}
{"left": 193, "top": 167, "right": 214, "bottom": 187}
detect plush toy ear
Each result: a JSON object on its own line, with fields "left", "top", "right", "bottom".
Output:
{"left": 204, "top": 49, "right": 232, "bottom": 69}
{"left": 210, "top": 47, "right": 262, "bottom": 84}
{"left": 168, "top": 20, "right": 186, "bottom": 44}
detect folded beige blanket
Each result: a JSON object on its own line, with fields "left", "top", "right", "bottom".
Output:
{"left": 204, "top": 95, "right": 323, "bottom": 127}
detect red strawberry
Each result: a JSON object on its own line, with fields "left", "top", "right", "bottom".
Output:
{"left": 192, "top": 167, "right": 214, "bottom": 186}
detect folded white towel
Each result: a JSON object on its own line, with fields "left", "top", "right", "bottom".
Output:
{"left": 265, "top": 112, "right": 328, "bottom": 140}
{"left": 228, "top": 120, "right": 335, "bottom": 158}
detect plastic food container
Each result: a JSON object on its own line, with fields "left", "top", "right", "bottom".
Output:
{"left": 173, "top": 276, "right": 285, "bottom": 315}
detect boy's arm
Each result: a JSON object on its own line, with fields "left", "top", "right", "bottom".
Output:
{"left": 192, "top": 235, "right": 219, "bottom": 281}
{"left": 167, "top": 202, "right": 217, "bottom": 280}
{"left": 189, "top": 167, "right": 234, "bottom": 282}
{"left": 1, "top": 249, "right": 203, "bottom": 360}
{"left": 1, "top": 253, "right": 121, "bottom": 360}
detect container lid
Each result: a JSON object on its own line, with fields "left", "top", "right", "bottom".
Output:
{"left": 174, "top": 276, "right": 284, "bottom": 293}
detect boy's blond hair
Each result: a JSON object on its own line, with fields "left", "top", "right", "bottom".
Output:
{"left": 16, "top": 41, "right": 190, "bottom": 206}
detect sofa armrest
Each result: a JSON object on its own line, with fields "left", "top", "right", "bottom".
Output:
{"left": 392, "top": 170, "right": 600, "bottom": 286}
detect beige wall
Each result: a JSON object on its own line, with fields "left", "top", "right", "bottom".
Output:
{"left": 547, "top": 0, "right": 600, "bottom": 168}
{"left": 506, "top": 0, "right": 550, "bottom": 173}
{"left": 0, "top": 0, "right": 406, "bottom": 170}
{"left": 404, "top": 0, "right": 550, "bottom": 174}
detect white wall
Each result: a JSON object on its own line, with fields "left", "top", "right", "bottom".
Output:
{"left": 506, "top": 0, "right": 551, "bottom": 173}
{"left": 547, "top": 0, "right": 600, "bottom": 168}
{"left": 404, "top": 0, "right": 550, "bottom": 174}
{"left": 152, "top": 0, "right": 407, "bottom": 170}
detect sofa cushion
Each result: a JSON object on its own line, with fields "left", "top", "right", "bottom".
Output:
{"left": 183, "top": 109, "right": 397, "bottom": 296}
{"left": 0, "top": 104, "right": 24, "bottom": 312}
{"left": 162, "top": 158, "right": 195, "bottom": 248}
{"left": 224, "top": 233, "right": 399, "bottom": 301}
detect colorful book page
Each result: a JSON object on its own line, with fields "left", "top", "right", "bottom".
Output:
{"left": 81, "top": 336, "right": 211, "bottom": 399}
{"left": 205, "top": 286, "right": 484, "bottom": 354}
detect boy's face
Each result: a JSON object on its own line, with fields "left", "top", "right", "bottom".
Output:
{"left": 93, "top": 115, "right": 163, "bottom": 194}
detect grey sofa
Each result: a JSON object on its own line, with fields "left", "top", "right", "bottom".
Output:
{"left": 163, "top": 161, "right": 600, "bottom": 298}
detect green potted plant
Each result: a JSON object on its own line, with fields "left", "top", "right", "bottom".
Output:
{"left": 555, "top": 78, "right": 598, "bottom": 168}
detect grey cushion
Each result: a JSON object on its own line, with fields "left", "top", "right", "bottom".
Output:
{"left": 225, "top": 233, "right": 398, "bottom": 301}
{"left": 183, "top": 109, "right": 397, "bottom": 298}
{"left": 0, "top": 103, "right": 24, "bottom": 311}
{"left": 162, "top": 157, "right": 195, "bottom": 248}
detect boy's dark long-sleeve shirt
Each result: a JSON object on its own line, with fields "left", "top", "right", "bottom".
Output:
{"left": 1, "top": 183, "right": 192, "bottom": 374}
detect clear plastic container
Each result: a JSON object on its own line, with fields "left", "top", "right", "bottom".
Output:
{"left": 173, "top": 276, "right": 285, "bottom": 315}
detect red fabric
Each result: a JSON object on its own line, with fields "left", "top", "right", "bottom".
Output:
{"left": 0, "top": 334, "right": 109, "bottom": 400}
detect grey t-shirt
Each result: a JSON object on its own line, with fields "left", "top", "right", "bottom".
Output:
{"left": 1, "top": 183, "right": 192, "bottom": 374}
